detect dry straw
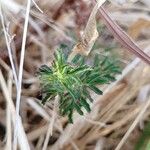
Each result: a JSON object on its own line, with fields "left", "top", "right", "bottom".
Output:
{"left": 0, "top": 0, "right": 150, "bottom": 149}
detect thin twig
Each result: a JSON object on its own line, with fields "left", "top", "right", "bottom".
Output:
{"left": 5, "top": 71, "right": 13, "bottom": 150}
{"left": 31, "top": 0, "right": 43, "bottom": 13}
{"left": 102, "top": 45, "right": 150, "bottom": 95}
{"left": 98, "top": 6, "right": 150, "bottom": 65}
{"left": 14, "top": 0, "right": 31, "bottom": 149}
{"left": 0, "top": 2, "right": 18, "bottom": 86}
{"left": 27, "top": 98, "right": 50, "bottom": 121}
{"left": 42, "top": 96, "right": 59, "bottom": 150}
{"left": 115, "top": 97, "right": 150, "bottom": 150}
{"left": 0, "top": 71, "right": 30, "bottom": 150}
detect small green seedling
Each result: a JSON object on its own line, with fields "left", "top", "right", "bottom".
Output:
{"left": 37, "top": 49, "right": 121, "bottom": 123}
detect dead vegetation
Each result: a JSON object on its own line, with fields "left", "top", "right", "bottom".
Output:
{"left": 0, "top": 0, "right": 150, "bottom": 150}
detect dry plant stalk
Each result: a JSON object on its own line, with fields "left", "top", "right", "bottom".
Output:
{"left": 115, "top": 97, "right": 150, "bottom": 150}
{"left": 98, "top": 6, "right": 150, "bottom": 65}
{"left": 0, "top": 71, "right": 30, "bottom": 150}
{"left": 42, "top": 96, "right": 59, "bottom": 150}
{"left": 1, "top": 0, "right": 150, "bottom": 150}
{"left": 14, "top": 0, "right": 31, "bottom": 149}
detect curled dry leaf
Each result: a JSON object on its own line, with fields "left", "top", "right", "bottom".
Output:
{"left": 68, "top": 0, "right": 106, "bottom": 62}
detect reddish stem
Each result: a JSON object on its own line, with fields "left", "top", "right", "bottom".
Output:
{"left": 98, "top": 5, "right": 150, "bottom": 65}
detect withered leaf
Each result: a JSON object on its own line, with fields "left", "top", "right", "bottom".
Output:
{"left": 68, "top": 0, "right": 106, "bottom": 62}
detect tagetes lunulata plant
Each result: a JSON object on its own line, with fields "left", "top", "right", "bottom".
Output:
{"left": 37, "top": 49, "right": 121, "bottom": 123}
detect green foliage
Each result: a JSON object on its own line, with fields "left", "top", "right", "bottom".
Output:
{"left": 135, "top": 121, "right": 150, "bottom": 150}
{"left": 37, "top": 49, "right": 121, "bottom": 123}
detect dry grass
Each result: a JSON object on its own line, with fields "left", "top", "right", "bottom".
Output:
{"left": 0, "top": 0, "right": 150, "bottom": 150}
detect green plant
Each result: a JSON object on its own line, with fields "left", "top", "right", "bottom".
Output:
{"left": 135, "top": 121, "right": 150, "bottom": 150}
{"left": 37, "top": 49, "right": 121, "bottom": 123}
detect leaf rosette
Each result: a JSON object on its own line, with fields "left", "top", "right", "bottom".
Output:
{"left": 37, "top": 49, "right": 121, "bottom": 123}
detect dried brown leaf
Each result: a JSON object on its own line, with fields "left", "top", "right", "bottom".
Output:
{"left": 68, "top": 0, "right": 106, "bottom": 62}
